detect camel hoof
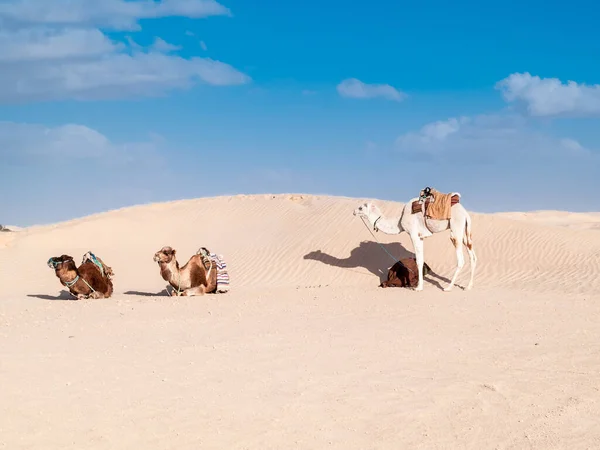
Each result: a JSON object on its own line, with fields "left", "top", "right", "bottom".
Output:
{"left": 443, "top": 286, "right": 453, "bottom": 292}
{"left": 414, "top": 286, "right": 423, "bottom": 292}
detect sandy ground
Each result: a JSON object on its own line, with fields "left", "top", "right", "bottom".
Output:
{"left": 1, "top": 194, "right": 599, "bottom": 449}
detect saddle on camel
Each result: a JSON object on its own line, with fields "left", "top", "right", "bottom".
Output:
{"left": 47, "top": 251, "right": 114, "bottom": 299}
{"left": 381, "top": 258, "right": 432, "bottom": 288}
{"left": 411, "top": 186, "right": 460, "bottom": 221}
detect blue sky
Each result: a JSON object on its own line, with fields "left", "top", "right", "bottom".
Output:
{"left": 0, "top": 0, "right": 599, "bottom": 226}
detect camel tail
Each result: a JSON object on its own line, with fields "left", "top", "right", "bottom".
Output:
{"left": 464, "top": 214, "right": 474, "bottom": 250}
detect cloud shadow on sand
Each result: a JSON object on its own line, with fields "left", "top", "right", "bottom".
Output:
{"left": 27, "top": 290, "right": 76, "bottom": 301}
{"left": 303, "top": 240, "right": 451, "bottom": 290}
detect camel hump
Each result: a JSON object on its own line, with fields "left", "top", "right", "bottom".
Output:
{"left": 82, "top": 251, "right": 114, "bottom": 279}
{"left": 196, "top": 247, "right": 213, "bottom": 270}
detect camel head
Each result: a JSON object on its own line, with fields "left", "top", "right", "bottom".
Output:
{"left": 353, "top": 202, "right": 381, "bottom": 221}
{"left": 153, "top": 246, "right": 176, "bottom": 264}
{"left": 47, "top": 254, "right": 75, "bottom": 270}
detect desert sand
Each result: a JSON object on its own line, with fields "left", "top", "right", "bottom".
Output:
{"left": 1, "top": 194, "right": 599, "bottom": 449}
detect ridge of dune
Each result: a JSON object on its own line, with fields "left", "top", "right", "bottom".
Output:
{"left": 8, "top": 194, "right": 600, "bottom": 231}
{"left": 1, "top": 193, "right": 599, "bottom": 297}
{"left": 0, "top": 226, "right": 19, "bottom": 248}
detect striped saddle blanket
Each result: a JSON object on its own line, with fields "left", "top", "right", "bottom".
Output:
{"left": 197, "top": 247, "right": 230, "bottom": 293}
{"left": 211, "top": 253, "right": 230, "bottom": 293}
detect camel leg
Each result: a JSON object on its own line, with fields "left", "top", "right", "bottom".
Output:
{"left": 181, "top": 285, "right": 207, "bottom": 296}
{"left": 465, "top": 245, "right": 477, "bottom": 290}
{"left": 444, "top": 238, "right": 465, "bottom": 292}
{"left": 411, "top": 234, "right": 425, "bottom": 291}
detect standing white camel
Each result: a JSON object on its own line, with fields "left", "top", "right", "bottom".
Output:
{"left": 353, "top": 193, "right": 477, "bottom": 291}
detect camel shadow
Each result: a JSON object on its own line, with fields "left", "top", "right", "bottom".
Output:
{"left": 304, "top": 241, "right": 412, "bottom": 280}
{"left": 303, "top": 240, "right": 452, "bottom": 289}
{"left": 27, "top": 290, "right": 76, "bottom": 301}
{"left": 124, "top": 289, "right": 170, "bottom": 297}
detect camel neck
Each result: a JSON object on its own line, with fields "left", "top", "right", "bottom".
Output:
{"left": 57, "top": 267, "right": 78, "bottom": 286}
{"left": 160, "top": 259, "right": 180, "bottom": 283}
{"left": 373, "top": 215, "right": 402, "bottom": 234}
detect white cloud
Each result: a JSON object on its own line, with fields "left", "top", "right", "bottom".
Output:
{"left": 0, "top": 121, "right": 163, "bottom": 165}
{"left": 415, "top": 116, "right": 469, "bottom": 141}
{"left": 151, "top": 37, "right": 180, "bottom": 53}
{"left": 0, "top": 0, "right": 249, "bottom": 102}
{"left": 0, "top": 119, "right": 175, "bottom": 225}
{"left": 337, "top": 78, "right": 406, "bottom": 102}
{"left": 496, "top": 72, "right": 600, "bottom": 117}
{"left": 395, "top": 114, "right": 595, "bottom": 162}
{"left": 0, "top": 51, "right": 249, "bottom": 102}
{"left": 0, "top": 0, "right": 231, "bottom": 31}
{"left": 0, "top": 28, "right": 119, "bottom": 61}
{"left": 199, "top": 40, "right": 207, "bottom": 51}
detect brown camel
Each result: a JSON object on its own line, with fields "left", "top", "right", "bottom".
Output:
{"left": 380, "top": 258, "right": 432, "bottom": 288}
{"left": 153, "top": 246, "right": 217, "bottom": 296}
{"left": 47, "top": 253, "right": 114, "bottom": 299}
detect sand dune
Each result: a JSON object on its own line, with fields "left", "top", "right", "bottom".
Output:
{"left": 497, "top": 210, "right": 600, "bottom": 231}
{"left": 2, "top": 194, "right": 599, "bottom": 295}
{"left": 1, "top": 194, "right": 599, "bottom": 449}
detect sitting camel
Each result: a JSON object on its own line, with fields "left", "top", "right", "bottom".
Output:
{"left": 381, "top": 258, "right": 433, "bottom": 288}
{"left": 47, "top": 253, "right": 114, "bottom": 299}
{"left": 153, "top": 246, "right": 217, "bottom": 296}
{"left": 353, "top": 188, "right": 477, "bottom": 291}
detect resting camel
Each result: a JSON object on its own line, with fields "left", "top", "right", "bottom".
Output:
{"left": 381, "top": 258, "right": 432, "bottom": 289}
{"left": 353, "top": 190, "right": 477, "bottom": 291}
{"left": 153, "top": 246, "right": 217, "bottom": 296}
{"left": 47, "top": 253, "right": 114, "bottom": 299}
